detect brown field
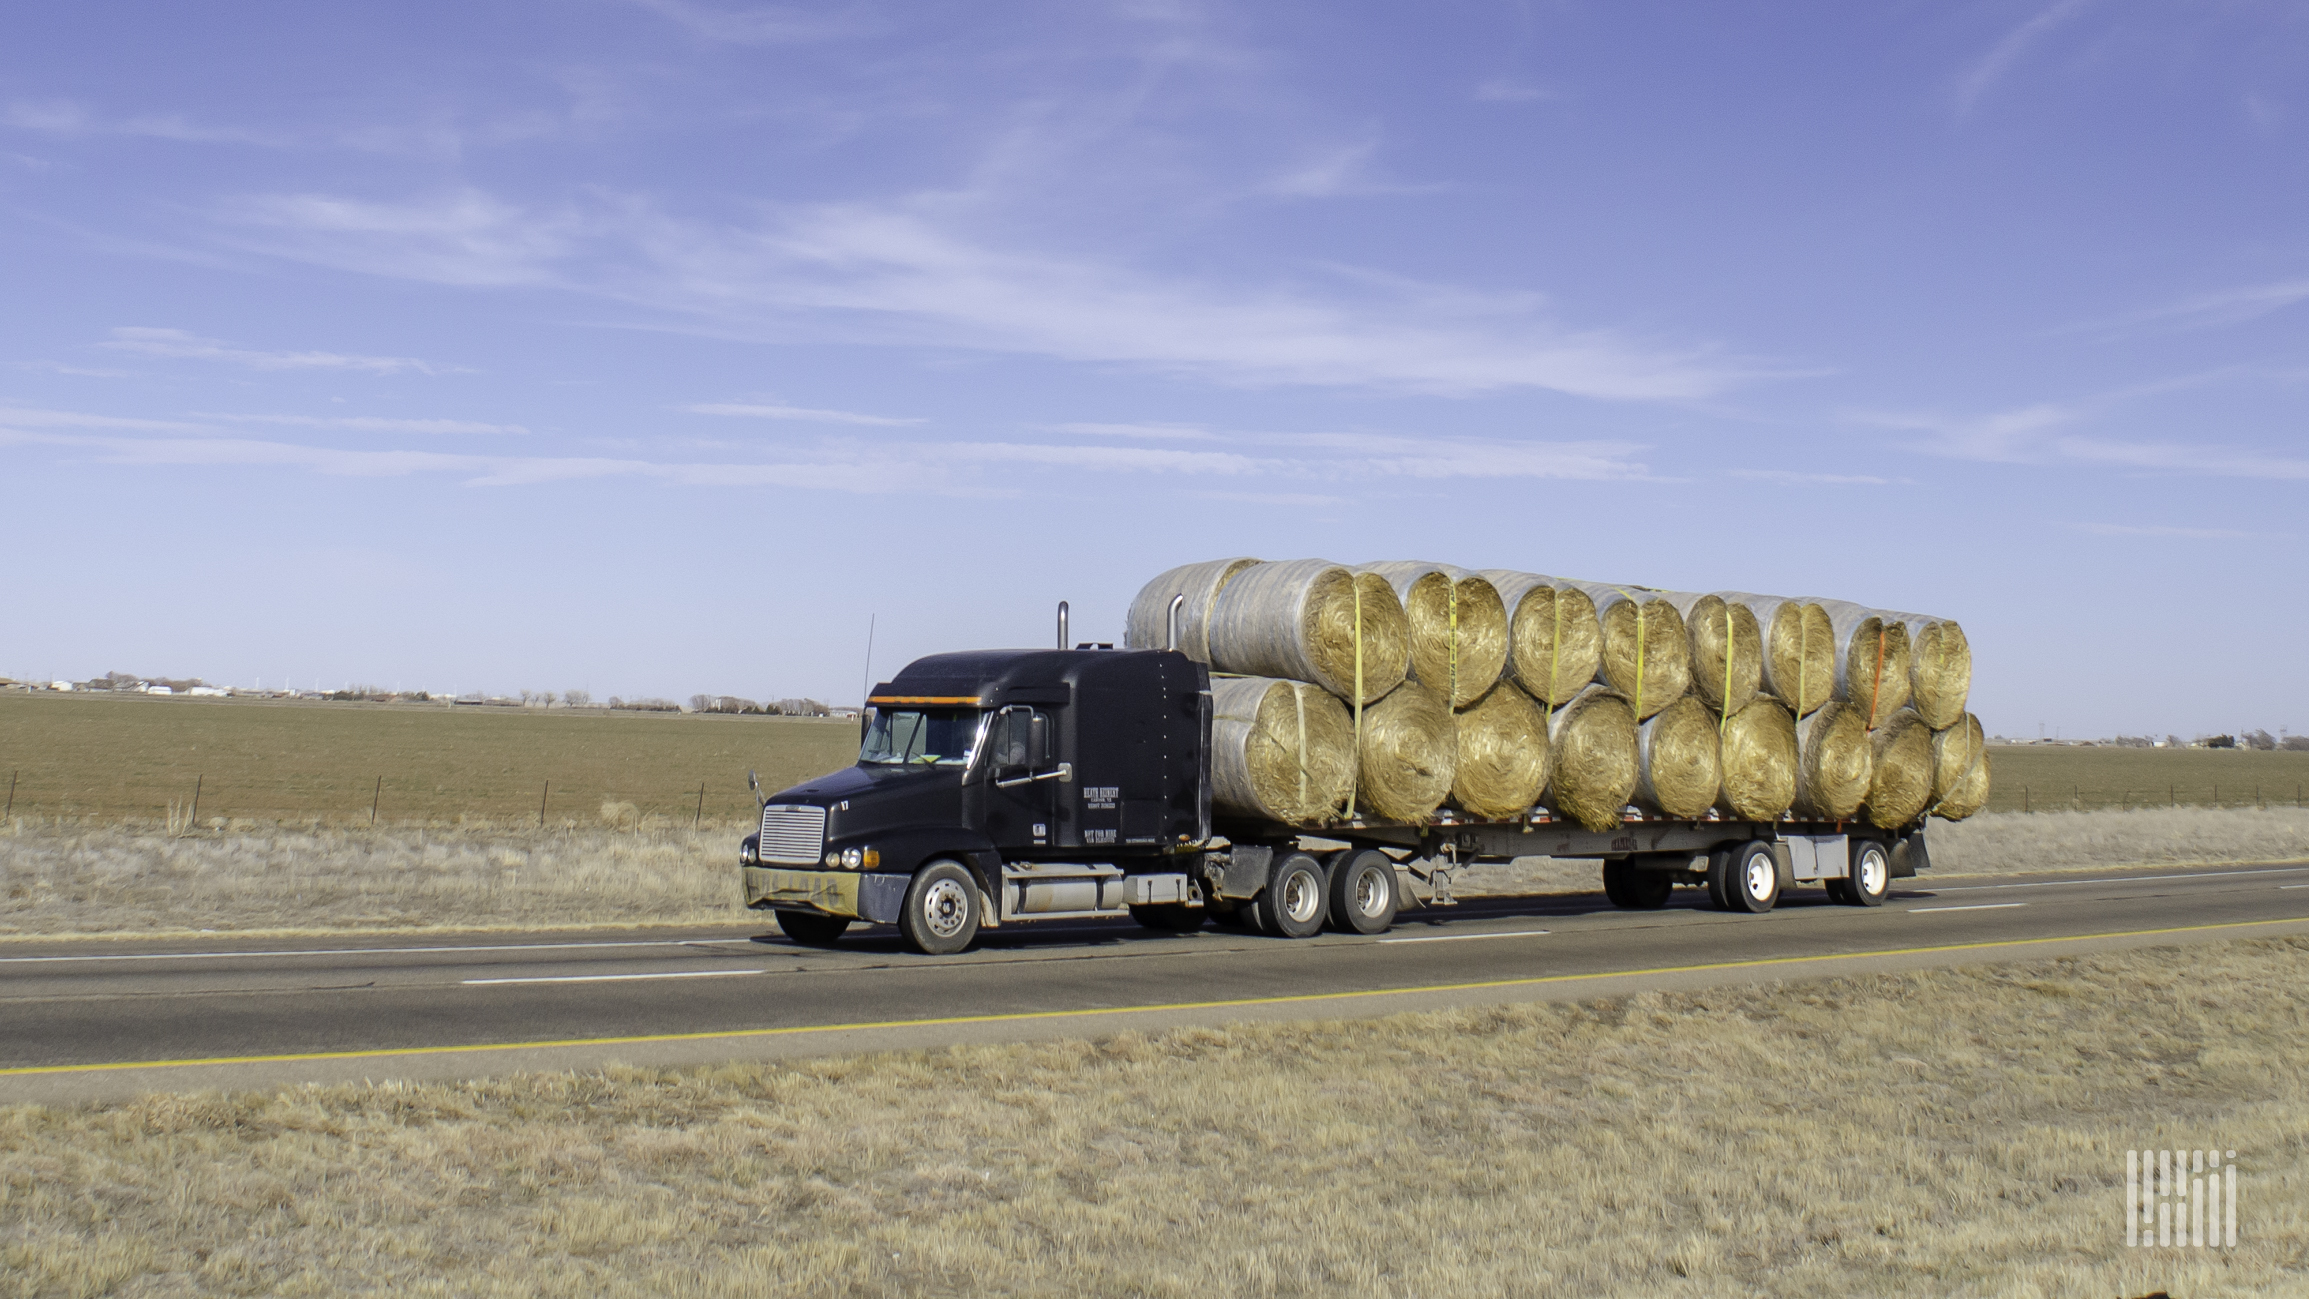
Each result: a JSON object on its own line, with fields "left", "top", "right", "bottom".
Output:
{"left": 1981, "top": 744, "right": 2309, "bottom": 814}
{"left": 4, "top": 937, "right": 2301, "bottom": 1297}
{"left": 0, "top": 692, "right": 859, "bottom": 828}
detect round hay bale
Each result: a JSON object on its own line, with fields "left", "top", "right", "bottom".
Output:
{"left": 1125, "top": 557, "right": 1261, "bottom": 661}
{"left": 1451, "top": 680, "right": 1549, "bottom": 820}
{"left": 1572, "top": 583, "right": 1691, "bottom": 721}
{"left": 1930, "top": 712, "right": 1990, "bottom": 821}
{"left": 1814, "top": 599, "right": 1913, "bottom": 724}
{"left": 1793, "top": 699, "right": 1873, "bottom": 820}
{"left": 1543, "top": 684, "right": 1639, "bottom": 832}
{"left": 1358, "top": 562, "right": 1509, "bottom": 708}
{"left": 1477, "top": 570, "right": 1602, "bottom": 707}
{"left": 1716, "top": 695, "right": 1797, "bottom": 822}
{"left": 1863, "top": 709, "right": 1934, "bottom": 829}
{"left": 1884, "top": 612, "right": 1972, "bottom": 731}
{"left": 1634, "top": 693, "right": 1721, "bottom": 819}
{"left": 1209, "top": 675, "right": 1355, "bottom": 825}
{"left": 1663, "top": 592, "right": 1762, "bottom": 718}
{"left": 1354, "top": 680, "right": 1456, "bottom": 823}
{"left": 1724, "top": 593, "right": 1834, "bottom": 717}
{"left": 1207, "top": 559, "right": 1409, "bottom": 705}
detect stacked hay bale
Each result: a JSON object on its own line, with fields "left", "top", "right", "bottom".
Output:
{"left": 1128, "top": 559, "right": 1981, "bottom": 830}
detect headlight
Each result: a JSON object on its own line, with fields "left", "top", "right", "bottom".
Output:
{"left": 840, "top": 847, "right": 864, "bottom": 870}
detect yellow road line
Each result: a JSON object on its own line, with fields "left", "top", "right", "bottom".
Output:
{"left": 7, "top": 915, "right": 2306, "bottom": 1078}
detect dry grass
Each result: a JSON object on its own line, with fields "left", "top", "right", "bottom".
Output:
{"left": 1981, "top": 744, "right": 2309, "bottom": 814}
{"left": 3, "top": 938, "right": 2303, "bottom": 1297}
{"left": 0, "top": 692, "right": 857, "bottom": 826}
{"left": 0, "top": 820, "right": 752, "bottom": 938}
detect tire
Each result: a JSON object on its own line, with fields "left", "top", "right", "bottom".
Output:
{"left": 775, "top": 910, "right": 850, "bottom": 947}
{"left": 1254, "top": 851, "right": 1328, "bottom": 938}
{"left": 1845, "top": 840, "right": 1890, "bottom": 907}
{"left": 1823, "top": 878, "right": 1855, "bottom": 905}
{"left": 1601, "top": 860, "right": 1673, "bottom": 910}
{"left": 1708, "top": 841, "right": 1780, "bottom": 913}
{"left": 1130, "top": 903, "right": 1206, "bottom": 932}
{"left": 899, "top": 860, "right": 981, "bottom": 955}
{"left": 1327, "top": 849, "right": 1399, "bottom": 934}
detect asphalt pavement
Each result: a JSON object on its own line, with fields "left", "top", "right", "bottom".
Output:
{"left": 5, "top": 861, "right": 2307, "bottom": 1104}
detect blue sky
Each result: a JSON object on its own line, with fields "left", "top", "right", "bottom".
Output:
{"left": 2, "top": 1, "right": 2303, "bottom": 737}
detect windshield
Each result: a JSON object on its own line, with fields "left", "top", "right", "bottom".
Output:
{"left": 859, "top": 708, "right": 984, "bottom": 767}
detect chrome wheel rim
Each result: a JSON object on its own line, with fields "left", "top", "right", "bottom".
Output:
{"left": 1858, "top": 849, "right": 1887, "bottom": 895}
{"left": 921, "top": 877, "right": 970, "bottom": 939}
{"left": 1281, "top": 869, "right": 1321, "bottom": 924}
{"left": 1354, "top": 866, "right": 1388, "bottom": 917}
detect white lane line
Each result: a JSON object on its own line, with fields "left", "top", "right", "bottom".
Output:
{"left": 2281, "top": 885, "right": 2309, "bottom": 890}
{"left": 1928, "top": 867, "right": 2309, "bottom": 892}
{"left": 463, "top": 969, "right": 765, "bottom": 987}
{"left": 0, "top": 938, "right": 741, "bottom": 966}
{"left": 1908, "top": 903, "right": 2026, "bottom": 914}
{"left": 1380, "top": 930, "right": 1550, "bottom": 944}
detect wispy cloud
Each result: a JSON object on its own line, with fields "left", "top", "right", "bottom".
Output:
{"left": 621, "top": 0, "right": 870, "bottom": 44}
{"left": 197, "top": 413, "right": 529, "bottom": 435}
{"left": 684, "top": 402, "right": 925, "bottom": 427}
{"left": 2057, "top": 436, "right": 2309, "bottom": 480}
{"left": 1730, "top": 469, "right": 1899, "bottom": 486}
{"left": 0, "top": 406, "right": 204, "bottom": 431}
{"left": 1047, "top": 421, "right": 1222, "bottom": 441}
{"left": 101, "top": 327, "right": 461, "bottom": 375}
{"left": 1859, "top": 401, "right": 2309, "bottom": 481}
{"left": 1473, "top": 79, "right": 1560, "bottom": 104}
{"left": 1956, "top": 0, "right": 2095, "bottom": 114}
{"left": 1855, "top": 402, "right": 2078, "bottom": 462}
{"left": 2067, "top": 276, "right": 2309, "bottom": 338}
{"left": 212, "top": 190, "right": 1771, "bottom": 402}
{"left": 2067, "top": 522, "right": 2259, "bottom": 540}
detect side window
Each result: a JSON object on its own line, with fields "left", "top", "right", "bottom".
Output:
{"left": 994, "top": 707, "right": 1032, "bottom": 769}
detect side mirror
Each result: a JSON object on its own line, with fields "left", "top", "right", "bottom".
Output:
{"left": 746, "top": 769, "right": 764, "bottom": 808}
{"left": 1028, "top": 713, "right": 1050, "bottom": 768}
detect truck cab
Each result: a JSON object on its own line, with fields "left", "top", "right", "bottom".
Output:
{"left": 741, "top": 648, "right": 1211, "bottom": 953}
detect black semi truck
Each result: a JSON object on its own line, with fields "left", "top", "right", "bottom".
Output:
{"left": 741, "top": 633, "right": 1931, "bottom": 956}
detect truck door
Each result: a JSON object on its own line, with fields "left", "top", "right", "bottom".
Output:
{"left": 985, "top": 705, "right": 1060, "bottom": 851}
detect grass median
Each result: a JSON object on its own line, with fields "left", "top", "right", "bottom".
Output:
{"left": 3, "top": 937, "right": 2302, "bottom": 1296}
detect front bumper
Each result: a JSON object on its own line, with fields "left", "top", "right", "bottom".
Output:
{"left": 742, "top": 867, "right": 909, "bottom": 925}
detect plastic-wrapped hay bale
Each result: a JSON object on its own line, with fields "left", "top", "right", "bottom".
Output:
{"left": 1793, "top": 699, "right": 1873, "bottom": 820}
{"left": 1723, "top": 593, "right": 1834, "bottom": 717}
{"left": 1930, "top": 712, "right": 1990, "bottom": 821}
{"left": 1207, "top": 559, "right": 1409, "bottom": 705}
{"left": 1662, "top": 592, "right": 1762, "bottom": 717}
{"left": 1633, "top": 693, "right": 1721, "bottom": 819}
{"left": 1477, "top": 570, "right": 1602, "bottom": 707}
{"left": 1354, "top": 680, "right": 1456, "bottom": 823}
{"left": 1358, "top": 561, "right": 1508, "bottom": 708}
{"left": 1209, "top": 675, "right": 1355, "bottom": 825}
{"left": 1881, "top": 611, "right": 1972, "bottom": 731}
{"left": 1716, "top": 695, "right": 1797, "bottom": 822}
{"left": 1863, "top": 709, "right": 1934, "bottom": 829}
{"left": 1812, "top": 599, "right": 1913, "bottom": 723}
{"left": 1570, "top": 582, "right": 1692, "bottom": 721}
{"left": 1451, "top": 680, "right": 1549, "bottom": 820}
{"left": 1543, "top": 684, "right": 1639, "bottom": 832}
{"left": 1125, "top": 557, "right": 1261, "bottom": 661}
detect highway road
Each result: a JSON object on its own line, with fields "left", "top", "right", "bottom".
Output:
{"left": 5, "top": 861, "right": 2308, "bottom": 1104}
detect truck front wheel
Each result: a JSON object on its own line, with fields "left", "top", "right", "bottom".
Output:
{"left": 1255, "top": 852, "right": 1328, "bottom": 938}
{"left": 900, "top": 861, "right": 981, "bottom": 955}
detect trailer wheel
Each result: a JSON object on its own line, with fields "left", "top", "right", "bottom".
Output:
{"left": 1327, "top": 849, "right": 1398, "bottom": 934}
{"left": 1255, "top": 852, "right": 1328, "bottom": 938}
{"left": 1601, "top": 861, "right": 1673, "bottom": 909}
{"left": 1130, "top": 904, "right": 1205, "bottom": 932}
{"left": 774, "top": 910, "right": 850, "bottom": 947}
{"left": 899, "top": 860, "right": 980, "bottom": 955}
{"left": 1708, "top": 842, "right": 1779, "bottom": 913}
{"left": 1842, "top": 841, "right": 1890, "bottom": 907}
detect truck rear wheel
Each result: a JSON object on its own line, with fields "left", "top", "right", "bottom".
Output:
{"left": 1255, "top": 852, "right": 1328, "bottom": 938}
{"left": 1839, "top": 841, "right": 1890, "bottom": 907}
{"left": 775, "top": 910, "right": 850, "bottom": 947}
{"left": 1327, "top": 849, "right": 1398, "bottom": 934}
{"left": 1601, "top": 860, "right": 1673, "bottom": 909}
{"left": 1708, "top": 842, "right": 1779, "bottom": 913}
{"left": 899, "top": 860, "right": 980, "bottom": 955}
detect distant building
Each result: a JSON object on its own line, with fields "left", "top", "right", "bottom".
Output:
{"left": 188, "top": 686, "right": 228, "bottom": 697}
{"left": 143, "top": 685, "right": 174, "bottom": 696}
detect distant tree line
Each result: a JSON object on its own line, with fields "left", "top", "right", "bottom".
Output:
{"left": 2110, "top": 731, "right": 2308, "bottom": 751}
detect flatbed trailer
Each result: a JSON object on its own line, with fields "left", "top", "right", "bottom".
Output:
{"left": 739, "top": 642, "right": 1928, "bottom": 955}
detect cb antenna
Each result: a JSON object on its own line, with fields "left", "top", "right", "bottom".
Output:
{"left": 860, "top": 613, "right": 876, "bottom": 709}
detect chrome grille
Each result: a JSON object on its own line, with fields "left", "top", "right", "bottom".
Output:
{"left": 758, "top": 804, "right": 827, "bottom": 866}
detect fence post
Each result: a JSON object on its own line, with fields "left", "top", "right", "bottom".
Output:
{"left": 2023, "top": 784, "right": 2030, "bottom": 813}
{"left": 693, "top": 783, "right": 705, "bottom": 832}
{"left": 539, "top": 780, "right": 549, "bottom": 830}
{"left": 371, "top": 776, "right": 382, "bottom": 827}
{"left": 3, "top": 770, "right": 14, "bottom": 822}
{"left": 188, "top": 774, "right": 202, "bottom": 829}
